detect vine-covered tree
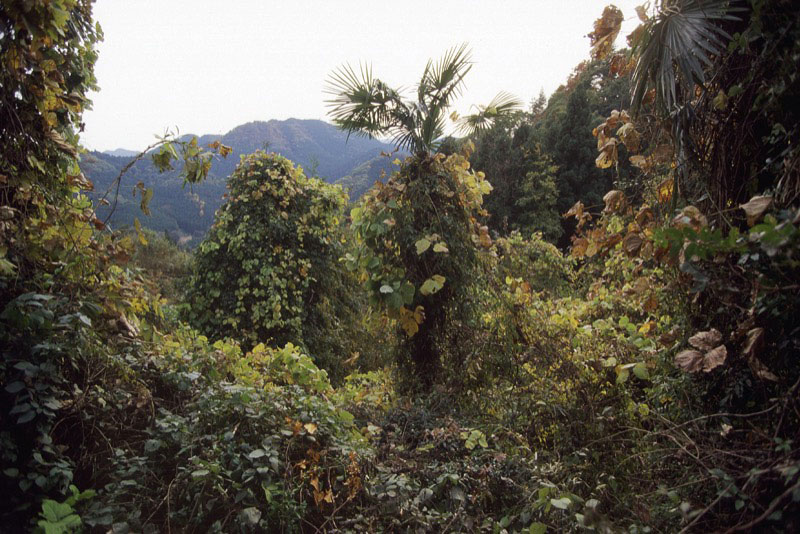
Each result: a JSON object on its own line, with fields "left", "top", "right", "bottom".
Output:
{"left": 327, "top": 45, "right": 519, "bottom": 386}
{"left": 185, "top": 152, "right": 352, "bottom": 372}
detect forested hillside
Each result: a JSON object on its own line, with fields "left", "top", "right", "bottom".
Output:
{"left": 1, "top": 1, "right": 798, "bottom": 533}
{"left": 80, "top": 119, "right": 394, "bottom": 244}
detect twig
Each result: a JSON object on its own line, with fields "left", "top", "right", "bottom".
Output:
{"left": 678, "top": 482, "right": 735, "bottom": 534}
{"left": 95, "top": 139, "right": 166, "bottom": 226}
{"left": 723, "top": 478, "right": 800, "bottom": 533}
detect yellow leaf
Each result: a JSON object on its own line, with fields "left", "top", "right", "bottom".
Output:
{"left": 304, "top": 423, "right": 318, "bottom": 434}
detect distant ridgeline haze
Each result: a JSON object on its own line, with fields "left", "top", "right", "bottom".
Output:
{"left": 80, "top": 118, "right": 397, "bottom": 245}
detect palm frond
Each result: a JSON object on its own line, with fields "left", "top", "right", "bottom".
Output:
{"left": 417, "top": 44, "right": 473, "bottom": 148}
{"left": 419, "top": 43, "right": 472, "bottom": 103}
{"left": 324, "top": 63, "right": 406, "bottom": 139}
{"left": 457, "top": 91, "right": 523, "bottom": 135}
{"left": 631, "top": 0, "right": 739, "bottom": 115}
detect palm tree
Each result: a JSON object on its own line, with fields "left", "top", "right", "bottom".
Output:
{"left": 326, "top": 45, "right": 520, "bottom": 387}
{"left": 630, "top": 0, "right": 738, "bottom": 116}
{"left": 325, "top": 44, "right": 520, "bottom": 156}
{"left": 629, "top": 0, "right": 740, "bottom": 206}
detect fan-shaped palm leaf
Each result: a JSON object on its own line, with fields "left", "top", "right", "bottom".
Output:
{"left": 631, "top": 0, "right": 739, "bottom": 115}
{"left": 457, "top": 91, "right": 523, "bottom": 135}
{"left": 326, "top": 44, "right": 515, "bottom": 155}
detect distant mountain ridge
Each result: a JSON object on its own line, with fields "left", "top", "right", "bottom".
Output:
{"left": 81, "top": 118, "right": 395, "bottom": 245}
{"left": 102, "top": 148, "right": 139, "bottom": 157}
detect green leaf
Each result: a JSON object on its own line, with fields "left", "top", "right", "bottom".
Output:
{"left": 17, "top": 411, "right": 36, "bottom": 424}
{"left": 433, "top": 242, "right": 449, "bottom": 253}
{"left": 379, "top": 284, "right": 394, "bottom": 294}
{"left": 248, "top": 449, "right": 266, "bottom": 459}
{"left": 337, "top": 409, "right": 355, "bottom": 424}
{"left": 529, "top": 522, "right": 547, "bottom": 534}
{"left": 40, "top": 499, "right": 77, "bottom": 522}
{"left": 616, "top": 368, "right": 630, "bottom": 384}
{"left": 550, "top": 497, "right": 571, "bottom": 510}
{"left": 633, "top": 362, "right": 649, "bottom": 380}
{"left": 398, "top": 282, "right": 415, "bottom": 305}
{"left": 241, "top": 507, "right": 262, "bottom": 525}
{"left": 420, "top": 275, "right": 445, "bottom": 296}
{"left": 5, "top": 381, "right": 25, "bottom": 394}
{"left": 415, "top": 238, "right": 431, "bottom": 255}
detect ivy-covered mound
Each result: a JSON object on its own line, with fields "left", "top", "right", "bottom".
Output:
{"left": 186, "top": 152, "right": 349, "bottom": 358}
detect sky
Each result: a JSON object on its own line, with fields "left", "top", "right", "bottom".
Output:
{"left": 81, "top": 0, "right": 643, "bottom": 152}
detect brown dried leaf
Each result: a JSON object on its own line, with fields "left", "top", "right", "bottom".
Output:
{"left": 596, "top": 140, "right": 619, "bottom": 169}
{"left": 589, "top": 6, "right": 624, "bottom": 60}
{"left": 643, "top": 293, "right": 658, "bottom": 313}
{"left": 742, "top": 327, "right": 764, "bottom": 358}
{"left": 675, "top": 349, "right": 704, "bottom": 373}
{"left": 603, "top": 190, "right": 626, "bottom": 213}
{"left": 689, "top": 329, "right": 723, "bottom": 351}
{"left": 702, "top": 345, "right": 727, "bottom": 372}
{"left": 571, "top": 237, "right": 589, "bottom": 258}
{"left": 617, "top": 122, "right": 641, "bottom": 152}
{"left": 672, "top": 205, "right": 707, "bottom": 231}
{"left": 749, "top": 357, "right": 779, "bottom": 382}
{"left": 564, "top": 200, "right": 584, "bottom": 219}
{"left": 740, "top": 195, "right": 773, "bottom": 226}
{"left": 741, "top": 327, "right": 778, "bottom": 381}
{"left": 635, "top": 206, "right": 654, "bottom": 227}
{"left": 623, "top": 232, "right": 643, "bottom": 256}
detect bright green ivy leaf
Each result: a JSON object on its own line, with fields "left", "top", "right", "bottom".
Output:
{"left": 415, "top": 238, "right": 431, "bottom": 255}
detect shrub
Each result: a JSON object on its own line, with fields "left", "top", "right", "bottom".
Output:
{"left": 185, "top": 152, "right": 353, "bottom": 373}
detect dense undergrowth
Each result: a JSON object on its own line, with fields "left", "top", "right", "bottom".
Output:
{"left": 2, "top": 0, "right": 799, "bottom": 532}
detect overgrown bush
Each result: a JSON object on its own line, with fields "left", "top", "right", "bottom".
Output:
{"left": 185, "top": 152, "right": 361, "bottom": 377}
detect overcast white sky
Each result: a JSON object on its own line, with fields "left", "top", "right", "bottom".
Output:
{"left": 82, "top": 0, "right": 642, "bottom": 152}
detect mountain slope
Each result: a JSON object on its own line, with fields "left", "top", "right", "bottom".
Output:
{"left": 81, "top": 119, "right": 394, "bottom": 245}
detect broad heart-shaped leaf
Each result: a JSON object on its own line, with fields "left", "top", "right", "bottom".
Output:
{"left": 39, "top": 500, "right": 82, "bottom": 534}
{"left": 41, "top": 500, "right": 74, "bottom": 522}
{"left": 248, "top": 448, "right": 266, "bottom": 459}
{"left": 398, "top": 282, "right": 415, "bottom": 305}
{"left": 419, "top": 275, "right": 446, "bottom": 296}
{"left": 702, "top": 345, "right": 727, "bottom": 372}
{"left": 379, "top": 284, "right": 394, "bottom": 294}
{"left": 433, "top": 242, "right": 449, "bottom": 253}
{"left": 688, "top": 329, "right": 722, "bottom": 351}
{"left": 415, "top": 238, "right": 431, "bottom": 255}
{"left": 399, "top": 311, "right": 419, "bottom": 336}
